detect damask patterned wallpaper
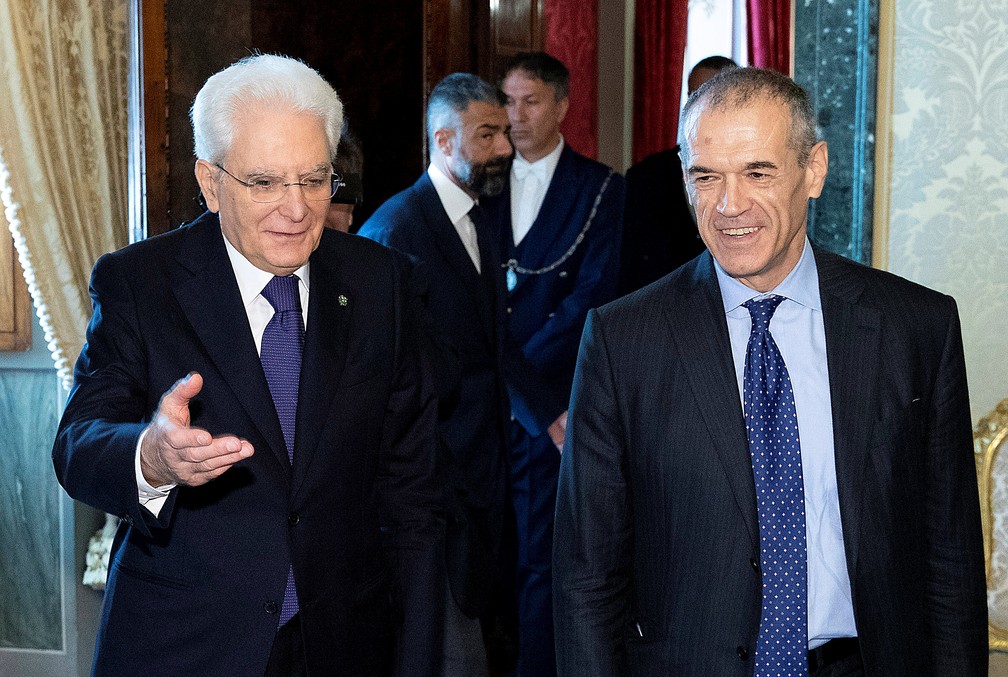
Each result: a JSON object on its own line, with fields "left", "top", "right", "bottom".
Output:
{"left": 889, "top": 0, "right": 1008, "bottom": 422}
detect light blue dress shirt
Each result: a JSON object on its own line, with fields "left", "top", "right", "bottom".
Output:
{"left": 713, "top": 238, "right": 858, "bottom": 649}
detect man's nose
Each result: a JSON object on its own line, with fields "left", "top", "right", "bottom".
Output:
{"left": 494, "top": 131, "right": 513, "bottom": 156}
{"left": 278, "top": 183, "right": 310, "bottom": 220}
{"left": 716, "top": 176, "right": 749, "bottom": 217}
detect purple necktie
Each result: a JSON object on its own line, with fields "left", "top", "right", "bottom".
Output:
{"left": 261, "top": 275, "right": 304, "bottom": 461}
{"left": 260, "top": 274, "right": 303, "bottom": 626}
{"left": 743, "top": 295, "right": 808, "bottom": 676}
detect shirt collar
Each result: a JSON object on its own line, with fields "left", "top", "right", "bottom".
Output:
{"left": 713, "top": 237, "right": 821, "bottom": 314}
{"left": 222, "top": 229, "right": 310, "bottom": 307}
{"left": 513, "top": 135, "right": 564, "bottom": 180}
{"left": 428, "top": 162, "right": 477, "bottom": 226}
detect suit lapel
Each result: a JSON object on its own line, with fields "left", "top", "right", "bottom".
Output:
{"left": 815, "top": 248, "right": 881, "bottom": 586}
{"left": 416, "top": 175, "right": 481, "bottom": 288}
{"left": 664, "top": 255, "right": 758, "bottom": 548}
{"left": 290, "top": 230, "right": 352, "bottom": 497}
{"left": 416, "top": 174, "right": 496, "bottom": 343}
{"left": 171, "top": 214, "right": 289, "bottom": 473}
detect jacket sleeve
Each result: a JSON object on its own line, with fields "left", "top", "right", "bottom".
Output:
{"left": 52, "top": 252, "right": 174, "bottom": 537}
{"left": 500, "top": 337, "right": 568, "bottom": 438}
{"left": 554, "top": 308, "right": 632, "bottom": 676}
{"left": 921, "top": 298, "right": 988, "bottom": 673}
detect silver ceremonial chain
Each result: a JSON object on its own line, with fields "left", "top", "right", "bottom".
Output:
{"left": 502, "top": 170, "right": 615, "bottom": 292}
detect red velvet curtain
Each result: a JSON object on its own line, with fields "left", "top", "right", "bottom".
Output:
{"left": 545, "top": 0, "right": 599, "bottom": 158}
{"left": 631, "top": 0, "right": 689, "bottom": 163}
{"left": 747, "top": 0, "right": 791, "bottom": 74}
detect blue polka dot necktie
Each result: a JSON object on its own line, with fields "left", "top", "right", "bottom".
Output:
{"left": 260, "top": 274, "right": 304, "bottom": 626}
{"left": 743, "top": 295, "right": 807, "bottom": 676}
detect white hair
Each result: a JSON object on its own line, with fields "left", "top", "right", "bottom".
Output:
{"left": 190, "top": 54, "right": 343, "bottom": 163}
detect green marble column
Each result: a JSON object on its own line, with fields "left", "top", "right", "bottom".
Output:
{"left": 0, "top": 368, "right": 63, "bottom": 651}
{"left": 794, "top": 0, "right": 880, "bottom": 264}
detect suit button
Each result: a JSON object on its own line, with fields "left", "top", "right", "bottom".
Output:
{"left": 288, "top": 513, "right": 300, "bottom": 527}
{"left": 750, "top": 557, "right": 759, "bottom": 572}
{"left": 264, "top": 601, "right": 279, "bottom": 615}
{"left": 736, "top": 646, "right": 749, "bottom": 660}
{"left": 506, "top": 307, "right": 512, "bottom": 314}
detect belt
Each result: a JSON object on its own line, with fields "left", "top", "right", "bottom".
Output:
{"left": 807, "top": 637, "right": 859, "bottom": 672}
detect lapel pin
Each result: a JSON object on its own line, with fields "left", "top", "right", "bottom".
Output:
{"left": 338, "top": 294, "right": 348, "bottom": 307}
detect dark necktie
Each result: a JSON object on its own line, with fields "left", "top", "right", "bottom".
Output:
{"left": 743, "top": 295, "right": 807, "bottom": 676}
{"left": 468, "top": 204, "right": 487, "bottom": 269}
{"left": 260, "top": 274, "right": 304, "bottom": 626}
{"left": 470, "top": 205, "right": 497, "bottom": 335}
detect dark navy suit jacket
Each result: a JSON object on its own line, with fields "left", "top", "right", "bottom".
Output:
{"left": 555, "top": 248, "right": 987, "bottom": 676}
{"left": 53, "top": 212, "right": 442, "bottom": 676}
{"left": 359, "top": 173, "right": 551, "bottom": 616}
{"left": 484, "top": 145, "right": 625, "bottom": 434}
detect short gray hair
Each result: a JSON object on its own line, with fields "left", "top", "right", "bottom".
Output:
{"left": 680, "top": 67, "right": 817, "bottom": 167}
{"left": 427, "top": 73, "right": 504, "bottom": 155}
{"left": 191, "top": 54, "right": 343, "bottom": 164}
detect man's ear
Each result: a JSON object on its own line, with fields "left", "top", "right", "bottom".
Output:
{"left": 433, "top": 128, "right": 454, "bottom": 158}
{"left": 805, "top": 141, "right": 829, "bottom": 199}
{"left": 556, "top": 96, "right": 569, "bottom": 125}
{"left": 194, "top": 159, "right": 221, "bottom": 213}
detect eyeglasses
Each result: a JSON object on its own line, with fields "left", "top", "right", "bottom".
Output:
{"left": 214, "top": 163, "right": 338, "bottom": 203}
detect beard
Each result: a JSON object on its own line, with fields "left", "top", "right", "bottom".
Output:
{"left": 458, "top": 154, "right": 512, "bottom": 197}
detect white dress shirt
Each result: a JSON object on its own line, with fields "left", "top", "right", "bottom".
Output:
{"left": 510, "top": 137, "right": 564, "bottom": 245}
{"left": 136, "top": 233, "right": 310, "bottom": 517}
{"left": 428, "top": 162, "right": 481, "bottom": 272}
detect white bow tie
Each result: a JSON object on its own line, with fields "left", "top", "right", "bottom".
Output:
{"left": 513, "top": 160, "right": 547, "bottom": 183}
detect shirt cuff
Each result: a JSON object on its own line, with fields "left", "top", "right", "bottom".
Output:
{"left": 135, "top": 427, "right": 175, "bottom": 517}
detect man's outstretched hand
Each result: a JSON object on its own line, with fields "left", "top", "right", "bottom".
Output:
{"left": 140, "top": 372, "right": 254, "bottom": 487}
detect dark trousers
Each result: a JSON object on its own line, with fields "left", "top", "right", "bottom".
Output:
{"left": 808, "top": 638, "right": 864, "bottom": 677}
{"left": 507, "top": 421, "right": 561, "bottom": 677}
{"left": 264, "top": 614, "right": 307, "bottom": 677}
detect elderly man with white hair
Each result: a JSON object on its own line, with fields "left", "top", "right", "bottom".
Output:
{"left": 53, "top": 54, "right": 442, "bottom": 676}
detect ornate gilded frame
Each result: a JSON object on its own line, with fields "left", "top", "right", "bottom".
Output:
{"left": 975, "top": 397, "right": 1008, "bottom": 650}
